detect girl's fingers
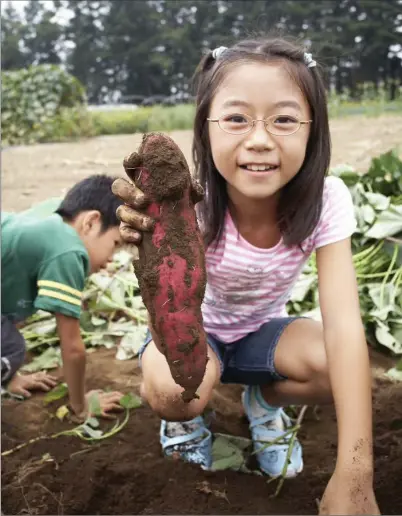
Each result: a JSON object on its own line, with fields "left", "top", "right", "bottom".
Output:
{"left": 112, "top": 178, "right": 147, "bottom": 208}
{"left": 116, "top": 205, "right": 154, "bottom": 232}
{"left": 120, "top": 223, "right": 142, "bottom": 244}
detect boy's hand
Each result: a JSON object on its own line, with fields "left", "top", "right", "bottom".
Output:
{"left": 69, "top": 389, "right": 125, "bottom": 423}
{"left": 7, "top": 372, "right": 58, "bottom": 398}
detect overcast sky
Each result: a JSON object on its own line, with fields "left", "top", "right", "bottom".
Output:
{"left": 6, "top": 0, "right": 73, "bottom": 24}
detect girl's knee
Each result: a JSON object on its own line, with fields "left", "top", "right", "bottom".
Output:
{"left": 144, "top": 379, "right": 210, "bottom": 421}
{"left": 140, "top": 339, "right": 220, "bottom": 421}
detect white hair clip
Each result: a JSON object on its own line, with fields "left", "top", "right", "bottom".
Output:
{"left": 212, "top": 46, "right": 228, "bottom": 60}
{"left": 304, "top": 52, "right": 317, "bottom": 68}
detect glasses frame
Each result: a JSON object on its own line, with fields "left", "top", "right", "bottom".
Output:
{"left": 207, "top": 113, "right": 313, "bottom": 136}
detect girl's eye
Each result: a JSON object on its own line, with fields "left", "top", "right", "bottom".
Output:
{"left": 223, "top": 113, "right": 248, "bottom": 124}
{"left": 273, "top": 115, "right": 298, "bottom": 124}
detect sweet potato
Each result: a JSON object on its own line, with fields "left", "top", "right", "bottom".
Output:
{"left": 123, "top": 132, "right": 208, "bottom": 402}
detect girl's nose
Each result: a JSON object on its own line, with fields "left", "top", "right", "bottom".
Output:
{"left": 244, "top": 121, "right": 275, "bottom": 151}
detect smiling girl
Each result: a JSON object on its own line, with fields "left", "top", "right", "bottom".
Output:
{"left": 113, "top": 37, "right": 380, "bottom": 515}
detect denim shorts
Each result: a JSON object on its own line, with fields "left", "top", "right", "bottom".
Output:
{"left": 138, "top": 317, "right": 304, "bottom": 385}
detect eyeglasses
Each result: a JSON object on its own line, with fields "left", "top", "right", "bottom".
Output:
{"left": 207, "top": 113, "right": 312, "bottom": 136}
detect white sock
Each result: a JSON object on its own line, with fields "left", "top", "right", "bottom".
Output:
{"left": 248, "top": 385, "right": 284, "bottom": 430}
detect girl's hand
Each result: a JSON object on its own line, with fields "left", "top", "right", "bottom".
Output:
{"left": 112, "top": 176, "right": 204, "bottom": 245}
{"left": 7, "top": 371, "right": 58, "bottom": 398}
{"left": 112, "top": 177, "right": 154, "bottom": 245}
{"left": 319, "top": 468, "right": 380, "bottom": 515}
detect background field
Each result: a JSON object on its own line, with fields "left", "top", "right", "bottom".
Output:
{"left": 3, "top": 114, "right": 402, "bottom": 212}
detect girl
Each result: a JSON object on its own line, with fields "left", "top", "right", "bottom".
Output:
{"left": 113, "top": 37, "right": 380, "bottom": 515}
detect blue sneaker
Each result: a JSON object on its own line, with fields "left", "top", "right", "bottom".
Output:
{"left": 160, "top": 415, "right": 212, "bottom": 470}
{"left": 242, "top": 385, "right": 303, "bottom": 478}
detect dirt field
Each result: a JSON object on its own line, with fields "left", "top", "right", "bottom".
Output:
{"left": 2, "top": 114, "right": 402, "bottom": 212}
{"left": 2, "top": 116, "right": 402, "bottom": 515}
{"left": 1, "top": 349, "right": 402, "bottom": 515}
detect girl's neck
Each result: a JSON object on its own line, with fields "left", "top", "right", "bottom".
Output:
{"left": 228, "top": 188, "right": 278, "bottom": 226}
{"left": 227, "top": 189, "right": 281, "bottom": 249}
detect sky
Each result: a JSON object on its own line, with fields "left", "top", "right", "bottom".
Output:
{"left": 6, "top": 0, "right": 73, "bottom": 24}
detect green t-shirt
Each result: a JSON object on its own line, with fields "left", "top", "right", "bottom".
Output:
{"left": 1, "top": 212, "right": 90, "bottom": 322}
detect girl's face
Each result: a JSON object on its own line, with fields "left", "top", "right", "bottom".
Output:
{"left": 208, "top": 62, "right": 311, "bottom": 205}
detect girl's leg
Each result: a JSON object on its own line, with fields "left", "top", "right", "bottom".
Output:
{"left": 140, "top": 339, "right": 221, "bottom": 421}
{"left": 262, "top": 317, "right": 331, "bottom": 406}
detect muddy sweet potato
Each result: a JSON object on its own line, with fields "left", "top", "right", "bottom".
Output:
{"left": 123, "top": 132, "right": 208, "bottom": 402}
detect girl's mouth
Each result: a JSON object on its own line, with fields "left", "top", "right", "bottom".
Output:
{"left": 240, "top": 164, "right": 279, "bottom": 173}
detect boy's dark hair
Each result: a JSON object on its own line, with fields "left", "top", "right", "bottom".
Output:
{"left": 191, "top": 36, "right": 331, "bottom": 250}
{"left": 56, "top": 174, "right": 122, "bottom": 232}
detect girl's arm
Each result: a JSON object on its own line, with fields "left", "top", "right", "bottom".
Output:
{"left": 316, "top": 237, "right": 379, "bottom": 514}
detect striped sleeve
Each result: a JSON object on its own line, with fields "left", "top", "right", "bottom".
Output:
{"left": 34, "top": 252, "right": 87, "bottom": 318}
{"left": 313, "top": 176, "right": 357, "bottom": 249}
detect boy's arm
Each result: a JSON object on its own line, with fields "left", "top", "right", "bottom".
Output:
{"left": 55, "top": 313, "right": 87, "bottom": 416}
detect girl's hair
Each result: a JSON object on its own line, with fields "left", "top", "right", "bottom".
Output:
{"left": 192, "top": 36, "right": 331, "bottom": 250}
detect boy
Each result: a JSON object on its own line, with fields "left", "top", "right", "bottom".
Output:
{"left": 1, "top": 175, "right": 124, "bottom": 421}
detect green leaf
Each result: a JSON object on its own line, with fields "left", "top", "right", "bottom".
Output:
{"left": 119, "top": 392, "right": 142, "bottom": 409}
{"left": 364, "top": 192, "right": 390, "bottom": 211}
{"left": 79, "top": 424, "right": 103, "bottom": 439}
{"left": 115, "top": 326, "right": 147, "bottom": 360}
{"left": 43, "top": 383, "right": 68, "bottom": 405}
{"left": 211, "top": 434, "right": 252, "bottom": 472}
{"left": 385, "top": 367, "right": 402, "bottom": 382}
{"left": 21, "top": 347, "right": 62, "bottom": 373}
{"left": 88, "top": 392, "right": 102, "bottom": 416}
{"left": 86, "top": 417, "right": 100, "bottom": 428}
{"left": 366, "top": 205, "right": 402, "bottom": 239}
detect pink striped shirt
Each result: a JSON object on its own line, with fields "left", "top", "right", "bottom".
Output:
{"left": 201, "top": 176, "right": 357, "bottom": 342}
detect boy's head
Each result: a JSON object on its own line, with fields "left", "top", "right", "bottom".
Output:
{"left": 56, "top": 174, "right": 123, "bottom": 273}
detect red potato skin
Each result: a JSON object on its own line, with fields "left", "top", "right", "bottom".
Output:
{"left": 123, "top": 132, "right": 208, "bottom": 402}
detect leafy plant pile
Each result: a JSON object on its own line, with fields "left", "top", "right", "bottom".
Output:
{"left": 1, "top": 64, "right": 88, "bottom": 145}
{"left": 288, "top": 149, "right": 402, "bottom": 372}
{"left": 19, "top": 150, "right": 402, "bottom": 376}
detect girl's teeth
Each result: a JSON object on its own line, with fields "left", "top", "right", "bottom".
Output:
{"left": 246, "top": 165, "right": 274, "bottom": 171}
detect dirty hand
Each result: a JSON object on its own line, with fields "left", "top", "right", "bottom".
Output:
{"left": 70, "top": 389, "right": 125, "bottom": 423}
{"left": 112, "top": 175, "right": 204, "bottom": 245}
{"left": 319, "top": 469, "right": 380, "bottom": 515}
{"left": 7, "top": 371, "right": 58, "bottom": 398}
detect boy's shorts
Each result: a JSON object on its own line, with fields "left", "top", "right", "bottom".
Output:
{"left": 138, "top": 317, "right": 304, "bottom": 384}
{"left": 1, "top": 315, "right": 26, "bottom": 385}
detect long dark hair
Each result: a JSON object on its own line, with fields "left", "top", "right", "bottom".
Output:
{"left": 192, "top": 37, "right": 331, "bottom": 250}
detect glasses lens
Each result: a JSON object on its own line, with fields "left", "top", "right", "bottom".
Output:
{"left": 219, "top": 113, "right": 251, "bottom": 134}
{"left": 267, "top": 115, "right": 300, "bottom": 135}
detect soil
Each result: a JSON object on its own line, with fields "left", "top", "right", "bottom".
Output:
{"left": 2, "top": 119, "right": 402, "bottom": 515}
{"left": 2, "top": 348, "right": 402, "bottom": 515}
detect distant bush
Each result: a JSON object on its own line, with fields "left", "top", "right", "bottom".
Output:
{"left": 1, "top": 65, "right": 87, "bottom": 145}
{"left": 90, "top": 103, "right": 195, "bottom": 136}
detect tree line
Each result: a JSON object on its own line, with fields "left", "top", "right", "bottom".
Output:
{"left": 2, "top": 0, "right": 402, "bottom": 103}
